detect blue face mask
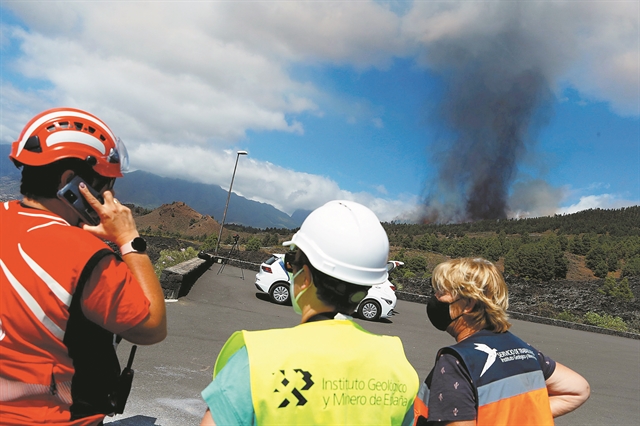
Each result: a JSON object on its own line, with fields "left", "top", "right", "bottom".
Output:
{"left": 291, "top": 268, "right": 308, "bottom": 315}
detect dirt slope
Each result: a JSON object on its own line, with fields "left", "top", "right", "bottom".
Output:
{"left": 135, "top": 201, "right": 220, "bottom": 238}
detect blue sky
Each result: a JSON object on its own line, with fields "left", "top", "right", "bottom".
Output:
{"left": 1, "top": 1, "right": 638, "bottom": 222}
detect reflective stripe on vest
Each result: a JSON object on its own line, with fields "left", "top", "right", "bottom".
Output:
{"left": 1, "top": 209, "right": 72, "bottom": 341}
{"left": 0, "top": 376, "right": 73, "bottom": 405}
{"left": 443, "top": 330, "right": 554, "bottom": 426}
{"left": 217, "top": 320, "right": 419, "bottom": 426}
{"left": 413, "top": 381, "right": 430, "bottom": 423}
{"left": 0, "top": 244, "right": 72, "bottom": 341}
{"left": 0, "top": 201, "right": 112, "bottom": 406}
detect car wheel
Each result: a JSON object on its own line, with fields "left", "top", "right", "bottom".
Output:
{"left": 358, "top": 299, "right": 381, "bottom": 321}
{"left": 269, "top": 282, "right": 290, "bottom": 305}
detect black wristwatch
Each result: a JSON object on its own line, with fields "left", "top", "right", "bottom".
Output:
{"left": 120, "top": 237, "right": 147, "bottom": 256}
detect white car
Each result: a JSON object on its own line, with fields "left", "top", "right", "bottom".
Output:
{"left": 254, "top": 255, "right": 402, "bottom": 321}
{"left": 254, "top": 254, "right": 291, "bottom": 305}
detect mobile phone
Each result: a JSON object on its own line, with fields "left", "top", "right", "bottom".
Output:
{"left": 56, "top": 176, "right": 104, "bottom": 225}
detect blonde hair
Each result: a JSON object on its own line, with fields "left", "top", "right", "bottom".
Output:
{"left": 431, "top": 257, "right": 511, "bottom": 332}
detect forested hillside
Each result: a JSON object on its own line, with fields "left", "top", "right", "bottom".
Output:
{"left": 383, "top": 206, "right": 640, "bottom": 281}
{"left": 144, "top": 203, "right": 639, "bottom": 334}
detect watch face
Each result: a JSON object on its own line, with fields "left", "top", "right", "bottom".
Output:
{"left": 132, "top": 237, "right": 147, "bottom": 252}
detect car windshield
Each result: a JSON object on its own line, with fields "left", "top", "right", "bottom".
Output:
{"left": 264, "top": 255, "right": 280, "bottom": 265}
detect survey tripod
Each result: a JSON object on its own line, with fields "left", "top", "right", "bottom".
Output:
{"left": 217, "top": 234, "right": 244, "bottom": 279}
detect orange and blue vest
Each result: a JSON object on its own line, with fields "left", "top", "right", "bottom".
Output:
{"left": 414, "top": 330, "right": 553, "bottom": 426}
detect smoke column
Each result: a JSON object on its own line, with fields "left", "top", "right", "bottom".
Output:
{"left": 421, "top": 26, "right": 554, "bottom": 223}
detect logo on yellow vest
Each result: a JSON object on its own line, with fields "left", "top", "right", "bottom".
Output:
{"left": 274, "top": 369, "right": 315, "bottom": 408}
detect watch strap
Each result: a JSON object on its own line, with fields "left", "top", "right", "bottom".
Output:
{"left": 119, "top": 237, "right": 146, "bottom": 256}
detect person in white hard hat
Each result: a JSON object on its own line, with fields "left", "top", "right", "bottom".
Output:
{"left": 200, "top": 200, "right": 419, "bottom": 426}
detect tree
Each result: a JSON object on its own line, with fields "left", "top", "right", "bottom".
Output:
{"left": 593, "top": 260, "right": 609, "bottom": 279}
{"left": 261, "top": 233, "right": 279, "bottom": 247}
{"left": 586, "top": 246, "right": 606, "bottom": 271}
{"left": 616, "top": 277, "right": 634, "bottom": 301}
{"left": 449, "top": 236, "right": 473, "bottom": 258}
{"left": 557, "top": 233, "right": 569, "bottom": 251}
{"left": 416, "top": 233, "right": 438, "bottom": 251}
{"left": 622, "top": 256, "right": 640, "bottom": 277}
{"left": 599, "top": 276, "right": 633, "bottom": 301}
{"left": 245, "top": 237, "right": 261, "bottom": 251}
{"left": 511, "top": 243, "right": 554, "bottom": 281}
{"left": 498, "top": 229, "right": 507, "bottom": 246}
{"left": 200, "top": 234, "right": 218, "bottom": 252}
{"left": 581, "top": 234, "right": 596, "bottom": 255}
{"left": 483, "top": 237, "right": 503, "bottom": 261}
{"left": 406, "top": 255, "right": 428, "bottom": 276}
{"left": 504, "top": 237, "right": 567, "bottom": 281}
{"left": 569, "top": 234, "right": 594, "bottom": 256}
{"left": 504, "top": 248, "right": 519, "bottom": 276}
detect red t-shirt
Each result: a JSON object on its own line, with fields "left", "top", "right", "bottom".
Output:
{"left": 0, "top": 200, "right": 150, "bottom": 425}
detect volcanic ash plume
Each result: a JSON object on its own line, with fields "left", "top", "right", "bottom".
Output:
{"left": 419, "top": 17, "right": 555, "bottom": 223}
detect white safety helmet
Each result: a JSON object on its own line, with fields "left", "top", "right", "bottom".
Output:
{"left": 283, "top": 200, "right": 389, "bottom": 286}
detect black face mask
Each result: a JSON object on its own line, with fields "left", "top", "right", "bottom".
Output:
{"left": 426, "top": 296, "right": 462, "bottom": 331}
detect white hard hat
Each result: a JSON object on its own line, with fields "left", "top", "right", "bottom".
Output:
{"left": 283, "top": 200, "right": 389, "bottom": 286}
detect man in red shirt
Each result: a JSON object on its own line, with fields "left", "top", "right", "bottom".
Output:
{"left": 0, "top": 108, "right": 167, "bottom": 425}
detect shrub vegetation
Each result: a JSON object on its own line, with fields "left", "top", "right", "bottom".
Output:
{"left": 154, "top": 247, "right": 199, "bottom": 277}
{"left": 583, "top": 312, "right": 628, "bottom": 332}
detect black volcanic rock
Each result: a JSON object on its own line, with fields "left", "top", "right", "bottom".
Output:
{"left": 396, "top": 276, "right": 640, "bottom": 333}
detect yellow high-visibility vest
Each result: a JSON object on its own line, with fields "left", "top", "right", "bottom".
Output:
{"left": 215, "top": 319, "right": 419, "bottom": 425}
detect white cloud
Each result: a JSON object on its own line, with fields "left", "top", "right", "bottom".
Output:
{"left": 7, "top": 25, "right": 313, "bottom": 145}
{"left": 205, "top": 1, "right": 407, "bottom": 67}
{"left": 374, "top": 184, "right": 388, "bottom": 195}
{"left": 128, "top": 142, "right": 417, "bottom": 222}
{"left": 402, "top": 1, "right": 640, "bottom": 116}
{"left": 0, "top": 82, "right": 57, "bottom": 144}
{"left": 1, "top": 1, "right": 637, "bottom": 224}
{"left": 556, "top": 194, "right": 639, "bottom": 215}
{"left": 2, "top": 1, "right": 417, "bottom": 219}
{"left": 508, "top": 179, "right": 639, "bottom": 218}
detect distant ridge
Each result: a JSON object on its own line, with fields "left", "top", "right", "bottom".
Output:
{"left": 0, "top": 143, "right": 301, "bottom": 229}
{"left": 290, "top": 208, "right": 312, "bottom": 227}
{"left": 113, "top": 170, "right": 301, "bottom": 229}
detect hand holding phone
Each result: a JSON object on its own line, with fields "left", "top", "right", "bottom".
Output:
{"left": 57, "top": 176, "right": 104, "bottom": 226}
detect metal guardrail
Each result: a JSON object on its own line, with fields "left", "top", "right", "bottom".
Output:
{"left": 213, "top": 257, "right": 259, "bottom": 275}
{"left": 213, "top": 256, "right": 260, "bottom": 268}
{"left": 167, "top": 258, "right": 639, "bottom": 339}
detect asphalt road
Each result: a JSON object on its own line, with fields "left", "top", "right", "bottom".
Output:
{"left": 106, "top": 265, "right": 640, "bottom": 426}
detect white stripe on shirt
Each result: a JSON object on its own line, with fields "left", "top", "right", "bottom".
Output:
{"left": 27, "top": 221, "right": 68, "bottom": 233}
{"left": 0, "top": 259, "right": 65, "bottom": 341}
{"left": 18, "top": 244, "right": 72, "bottom": 306}
{"left": 18, "top": 211, "right": 68, "bottom": 223}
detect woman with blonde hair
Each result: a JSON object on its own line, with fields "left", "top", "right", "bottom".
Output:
{"left": 414, "top": 257, "right": 590, "bottom": 426}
